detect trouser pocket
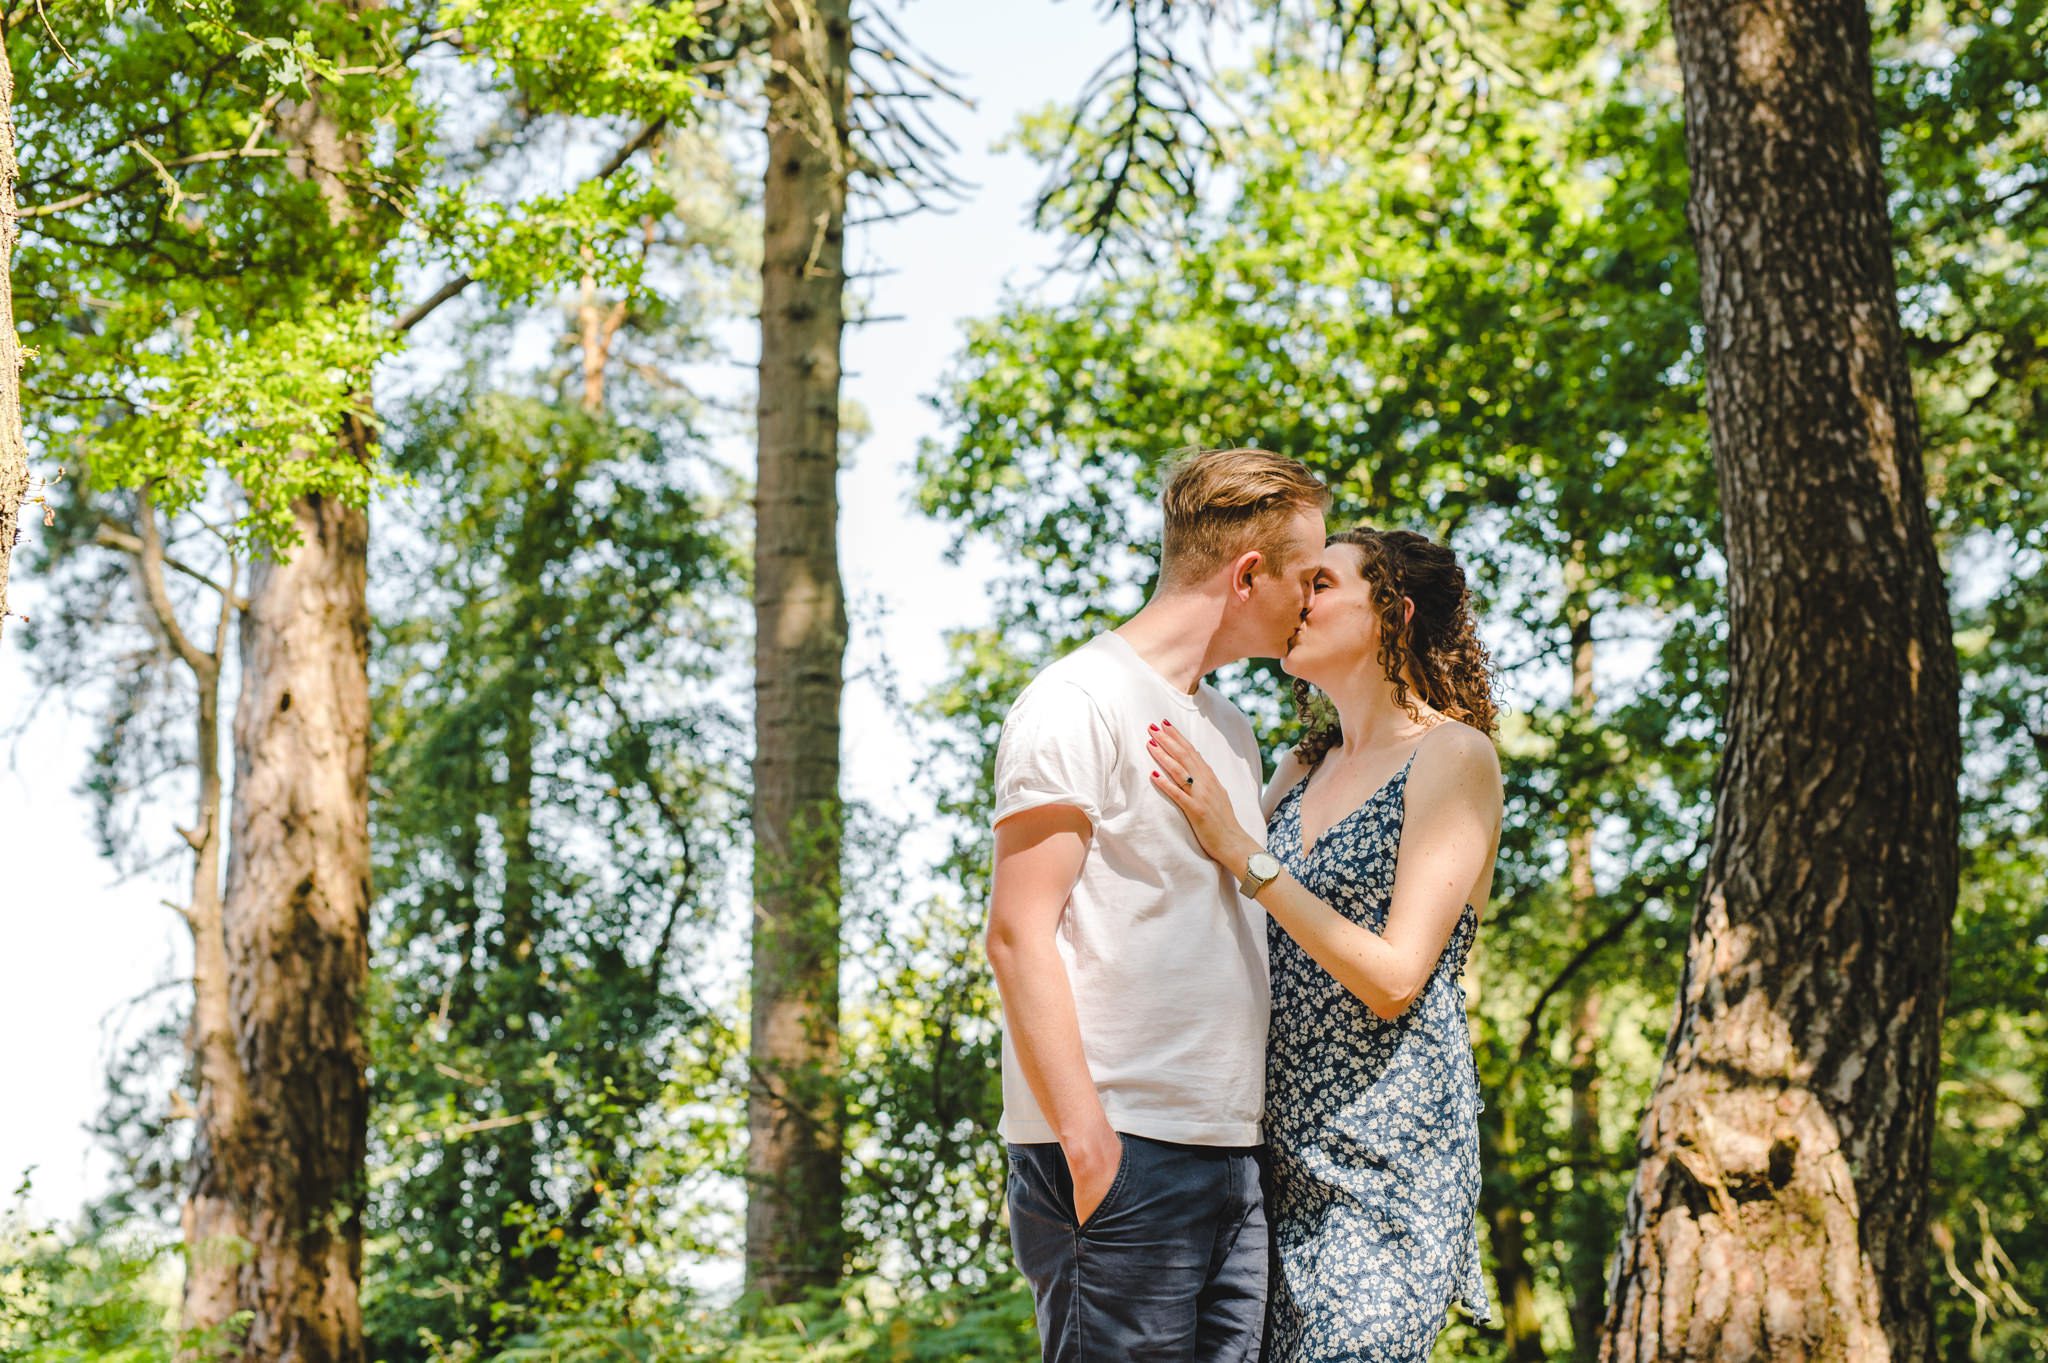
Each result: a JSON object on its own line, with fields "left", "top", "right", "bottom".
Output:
{"left": 1008, "top": 1135, "right": 1133, "bottom": 1232}
{"left": 1008, "top": 1137, "right": 1264, "bottom": 1362}
{"left": 1078, "top": 1133, "right": 1131, "bottom": 1232}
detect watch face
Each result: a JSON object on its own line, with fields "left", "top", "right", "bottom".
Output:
{"left": 1249, "top": 852, "right": 1281, "bottom": 880}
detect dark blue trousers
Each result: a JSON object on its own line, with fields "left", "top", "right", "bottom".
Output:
{"left": 1007, "top": 1133, "right": 1267, "bottom": 1362}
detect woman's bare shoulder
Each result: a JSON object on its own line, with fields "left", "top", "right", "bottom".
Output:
{"left": 1414, "top": 717, "right": 1503, "bottom": 791}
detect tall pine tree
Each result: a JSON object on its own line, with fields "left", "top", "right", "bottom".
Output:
{"left": 1600, "top": 2, "right": 1960, "bottom": 1357}
{"left": 746, "top": 0, "right": 854, "bottom": 1302}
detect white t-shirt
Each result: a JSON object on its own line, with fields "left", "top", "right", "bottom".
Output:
{"left": 991, "top": 631, "right": 1269, "bottom": 1146}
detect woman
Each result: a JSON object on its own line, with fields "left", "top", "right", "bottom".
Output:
{"left": 1146, "top": 526, "right": 1500, "bottom": 1362}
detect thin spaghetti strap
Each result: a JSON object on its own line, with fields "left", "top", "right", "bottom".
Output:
{"left": 1399, "top": 715, "right": 1450, "bottom": 778}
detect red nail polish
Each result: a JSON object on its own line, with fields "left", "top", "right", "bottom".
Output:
{"left": 1151, "top": 771, "right": 1159, "bottom": 778}
{"left": 1163, "top": 720, "right": 1173, "bottom": 728}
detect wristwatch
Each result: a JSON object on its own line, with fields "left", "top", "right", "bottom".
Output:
{"left": 1238, "top": 849, "right": 1282, "bottom": 899}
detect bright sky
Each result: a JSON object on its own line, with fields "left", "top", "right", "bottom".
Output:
{"left": 0, "top": 1, "right": 1126, "bottom": 1226}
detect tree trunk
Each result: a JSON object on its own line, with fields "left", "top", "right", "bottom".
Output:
{"left": 183, "top": 54, "right": 375, "bottom": 1362}
{"left": 492, "top": 645, "right": 546, "bottom": 1304}
{"left": 1566, "top": 982, "right": 1608, "bottom": 1357}
{"left": 746, "top": 0, "right": 852, "bottom": 1302}
{"left": 578, "top": 271, "right": 627, "bottom": 416}
{"left": 1479, "top": 1101, "right": 1552, "bottom": 1363}
{"left": 1467, "top": 908, "right": 1545, "bottom": 1361}
{"left": 1601, "top": 3, "right": 1961, "bottom": 1360}
{"left": 1562, "top": 573, "right": 1610, "bottom": 1361}
{"left": 98, "top": 491, "right": 243, "bottom": 1279}
{"left": 0, "top": 41, "right": 29, "bottom": 641}
{"left": 185, "top": 484, "right": 371, "bottom": 1363}
{"left": 489, "top": 289, "right": 618, "bottom": 1308}
{"left": 130, "top": 497, "right": 247, "bottom": 1356}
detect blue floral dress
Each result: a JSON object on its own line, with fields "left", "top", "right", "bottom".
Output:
{"left": 1262, "top": 744, "right": 1493, "bottom": 1362}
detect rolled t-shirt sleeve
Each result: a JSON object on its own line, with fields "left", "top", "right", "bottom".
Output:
{"left": 991, "top": 680, "right": 1118, "bottom": 827}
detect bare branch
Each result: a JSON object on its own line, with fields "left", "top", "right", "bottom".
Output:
{"left": 1515, "top": 899, "right": 1648, "bottom": 1063}
{"left": 1514, "top": 831, "right": 1710, "bottom": 1064}
{"left": 94, "top": 517, "right": 246, "bottom": 610}
{"left": 846, "top": 2, "right": 972, "bottom": 215}
{"left": 1036, "top": 0, "right": 1513, "bottom": 266}
{"left": 402, "top": 1109, "right": 550, "bottom": 1144}
{"left": 392, "top": 116, "right": 669, "bottom": 334}
{"left": 20, "top": 145, "right": 290, "bottom": 219}
{"left": 391, "top": 272, "right": 473, "bottom": 334}
{"left": 105, "top": 488, "right": 214, "bottom": 676}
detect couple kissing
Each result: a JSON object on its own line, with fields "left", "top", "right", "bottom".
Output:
{"left": 986, "top": 446, "right": 1502, "bottom": 1362}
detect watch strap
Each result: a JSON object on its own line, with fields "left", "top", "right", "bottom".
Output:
{"left": 1238, "top": 851, "right": 1280, "bottom": 898}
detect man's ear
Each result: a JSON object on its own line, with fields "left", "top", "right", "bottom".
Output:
{"left": 1232, "top": 551, "right": 1264, "bottom": 600}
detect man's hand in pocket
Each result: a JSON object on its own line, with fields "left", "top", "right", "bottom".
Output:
{"left": 1064, "top": 1124, "right": 1124, "bottom": 1227}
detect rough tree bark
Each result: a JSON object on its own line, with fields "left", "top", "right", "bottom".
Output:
{"left": 0, "top": 42, "right": 29, "bottom": 640}
{"left": 1600, "top": 3, "right": 1961, "bottom": 1360}
{"left": 746, "top": 0, "right": 852, "bottom": 1303}
{"left": 185, "top": 475, "right": 371, "bottom": 1363}
{"left": 181, "top": 51, "right": 376, "bottom": 1363}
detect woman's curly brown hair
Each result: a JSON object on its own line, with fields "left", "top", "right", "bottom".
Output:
{"left": 1292, "top": 527, "right": 1499, "bottom": 770}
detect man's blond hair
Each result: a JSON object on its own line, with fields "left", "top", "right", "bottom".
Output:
{"left": 1159, "top": 447, "right": 1330, "bottom": 586}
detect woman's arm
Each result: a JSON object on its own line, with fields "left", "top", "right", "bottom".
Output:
{"left": 1147, "top": 720, "right": 1502, "bottom": 1021}
{"left": 1256, "top": 729, "right": 1499, "bottom": 1018}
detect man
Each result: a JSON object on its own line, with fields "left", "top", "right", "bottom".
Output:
{"left": 985, "top": 447, "right": 1331, "bottom": 1361}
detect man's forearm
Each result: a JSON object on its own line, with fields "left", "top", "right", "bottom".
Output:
{"left": 988, "top": 936, "right": 1110, "bottom": 1145}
